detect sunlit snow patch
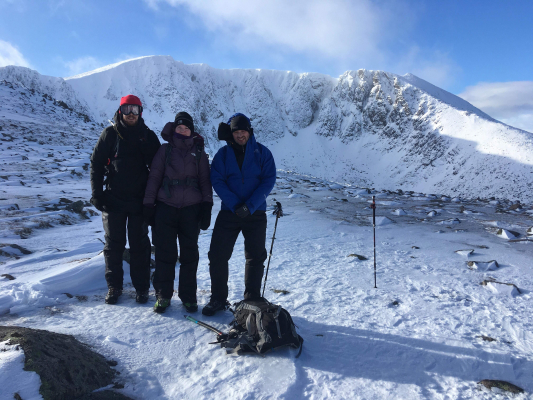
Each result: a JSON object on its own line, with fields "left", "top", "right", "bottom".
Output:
{"left": 288, "top": 193, "right": 310, "bottom": 199}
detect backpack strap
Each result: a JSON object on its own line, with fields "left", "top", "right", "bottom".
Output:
{"left": 165, "top": 143, "right": 173, "bottom": 166}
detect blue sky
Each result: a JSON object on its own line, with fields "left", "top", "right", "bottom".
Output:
{"left": 0, "top": 0, "right": 532, "bottom": 132}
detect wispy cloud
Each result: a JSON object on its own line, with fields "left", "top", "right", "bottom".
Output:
{"left": 393, "top": 47, "right": 461, "bottom": 89}
{"left": 145, "top": 0, "right": 408, "bottom": 67}
{"left": 62, "top": 54, "right": 145, "bottom": 78}
{"left": 459, "top": 81, "right": 533, "bottom": 133}
{"left": 64, "top": 56, "right": 103, "bottom": 77}
{"left": 0, "top": 39, "right": 31, "bottom": 68}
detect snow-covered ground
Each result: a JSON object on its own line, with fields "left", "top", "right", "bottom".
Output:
{"left": 1, "top": 62, "right": 533, "bottom": 398}
{"left": 1, "top": 162, "right": 533, "bottom": 398}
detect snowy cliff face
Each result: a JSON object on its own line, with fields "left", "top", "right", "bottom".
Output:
{"left": 1, "top": 56, "right": 532, "bottom": 201}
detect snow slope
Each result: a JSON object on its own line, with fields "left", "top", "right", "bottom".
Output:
{"left": 1, "top": 168, "right": 533, "bottom": 399}
{"left": 1, "top": 56, "right": 532, "bottom": 202}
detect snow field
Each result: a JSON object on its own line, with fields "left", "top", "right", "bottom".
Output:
{"left": 3, "top": 171, "right": 532, "bottom": 399}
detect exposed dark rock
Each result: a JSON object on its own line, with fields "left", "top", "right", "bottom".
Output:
{"left": 272, "top": 289, "right": 290, "bottom": 294}
{"left": 1, "top": 274, "right": 16, "bottom": 280}
{"left": 478, "top": 379, "right": 524, "bottom": 394}
{"left": 347, "top": 254, "right": 368, "bottom": 260}
{"left": 478, "top": 335, "right": 496, "bottom": 342}
{"left": 0, "top": 326, "right": 132, "bottom": 400}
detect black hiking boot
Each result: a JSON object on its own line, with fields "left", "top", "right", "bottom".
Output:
{"left": 136, "top": 290, "right": 149, "bottom": 304}
{"left": 202, "top": 299, "right": 229, "bottom": 316}
{"left": 183, "top": 302, "right": 198, "bottom": 313}
{"left": 154, "top": 297, "right": 171, "bottom": 313}
{"left": 105, "top": 288, "right": 122, "bottom": 304}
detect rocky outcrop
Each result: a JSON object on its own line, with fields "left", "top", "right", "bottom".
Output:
{"left": 0, "top": 326, "right": 131, "bottom": 400}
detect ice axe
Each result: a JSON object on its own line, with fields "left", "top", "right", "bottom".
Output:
{"left": 261, "top": 201, "right": 283, "bottom": 297}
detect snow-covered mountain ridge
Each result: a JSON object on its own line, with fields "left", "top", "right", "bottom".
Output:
{"left": 1, "top": 56, "right": 532, "bottom": 202}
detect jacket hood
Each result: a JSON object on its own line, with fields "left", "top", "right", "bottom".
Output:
{"left": 161, "top": 121, "right": 204, "bottom": 146}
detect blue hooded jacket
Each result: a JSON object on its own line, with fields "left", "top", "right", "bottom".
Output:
{"left": 211, "top": 134, "right": 276, "bottom": 214}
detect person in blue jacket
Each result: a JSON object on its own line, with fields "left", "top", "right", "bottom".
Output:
{"left": 202, "top": 113, "right": 276, "bottom": 316}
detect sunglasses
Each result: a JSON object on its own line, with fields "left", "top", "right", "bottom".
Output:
{"left": 120, "top": 104, "right": 142, "bottom": 115}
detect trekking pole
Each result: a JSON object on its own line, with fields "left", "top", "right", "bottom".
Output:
{"left": 262, "top": 202, "right": 283, "bottom": 297}
{"left": 184, "top": 315, "right": 224, "bottom": 336}
{"left": 370, "top": 196, "right": 377, "bottom": 288}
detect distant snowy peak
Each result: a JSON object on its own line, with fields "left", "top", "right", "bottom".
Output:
{"left": 400, "top": 73, "right": 495, "bottom": 120}
{"left": 64, "top": 56, "right": 158, "bottom": 80}
{"left": 1, "top": 56, "right": 532, "bottom": 201}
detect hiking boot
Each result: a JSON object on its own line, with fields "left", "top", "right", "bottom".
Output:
{"left": 202, "top": 299, "right": 229, "bottom": 316}
{"left": 183, "top": 302, "right": 198, "bottom": 313}
{"left": 153, "top": 297, "right": 171, "bottom": 313}
{"left": 105, "top": 288, "right": 122, "bottom": 304}
{"left": 136, "top": 290, "right": 149, "bottom": 304}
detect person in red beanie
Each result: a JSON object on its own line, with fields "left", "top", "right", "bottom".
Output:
{"left": 90, "top": 94, "right": 161, "bottom": 305}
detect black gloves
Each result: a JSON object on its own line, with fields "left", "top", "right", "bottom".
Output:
{"left": 90, "top": 196, "right": 106, "bottom": 212}
{"left": 235, "top": 204, "right": 250, "bottom": 218}
{"left": 143, "top": 205, "right": 156, "bottom": 226}
{"left": 217, "top": 122, "right": 232, "bottom": 141}
{"left": 199, "top": 202, "right": 213, "bottom": 230}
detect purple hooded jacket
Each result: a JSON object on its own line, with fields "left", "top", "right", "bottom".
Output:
{"left": 143, "top": 122, "right": 213, "bottom": 208}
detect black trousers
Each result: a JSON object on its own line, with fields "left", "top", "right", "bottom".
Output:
{"left": 102, "top": 210, "right": 151, "bottom": 291}
{"left": 208, "top": 210, "right": 267, "bottom": 301}
{"left": 152, "top": 202, "right": 200, "bottom": 302}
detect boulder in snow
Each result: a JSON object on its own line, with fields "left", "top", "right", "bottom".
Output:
{"left": 0, "top": 326, "right": 130, "bottom": 400}
{"left": 437, "top": 218, "right": 461, "bottom": 225}
{"left": 391, "top": 209, "right": 407, "bottom": 215}
{"left": 288, "top": 193, "right": 310, "bottom": 199}
{"left": 455, "top": 249, "right": 474, "bottom": 257}
{"left": 478, "top": 380, "right": 524, "bottom": 394}
{"left": 480, "top": 280, "right": 521, "bottom": 296}
{"left": 369, "top": 216, "right": 395, "bottom": 226}
{"left": 527, "top": 227, "right": 533, "bottom": 236}
{"left": 496, "top": 228, "right": 519, "bottom": 239}
{"left": 467, "top": 260, "right": 499, "bottom": 271}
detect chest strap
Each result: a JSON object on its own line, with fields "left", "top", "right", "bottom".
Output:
{"left": 162, "top": 176, "right": 199, "bottom": 198}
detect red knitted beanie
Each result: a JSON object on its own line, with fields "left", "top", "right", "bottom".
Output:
{"left": 120, "top": 94, "right": 142, "bottom": 107}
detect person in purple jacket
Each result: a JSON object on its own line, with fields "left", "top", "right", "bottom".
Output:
{"left": 143, "top": 112, "right": 213, "bottom": 313}
{"left": 202, "top": 113, "right": 276, "bottom": 316}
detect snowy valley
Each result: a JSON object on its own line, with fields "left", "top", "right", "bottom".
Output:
{"left": 1, "top": 58, "right": 533, "bottom": 399}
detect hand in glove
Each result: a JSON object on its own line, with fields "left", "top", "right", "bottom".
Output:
{"left": 90, "top": 196, "right": 106, "bottom": 212}
{"left": 143, "top": 205, "right": 156, "bottom": 226}
{"left": 217, "top": 122, "right": 232, "bottom": 141}
{"left": 199, "top": 202, "right": 213, "bottom": 230}
{"left": 235, "top": 204, "right": 250, "bottom": 218}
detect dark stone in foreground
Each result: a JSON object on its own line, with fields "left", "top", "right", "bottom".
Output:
{"left": 0, "top": 326, "right": 132, "bottom": 400}
{"left": 478, "top": 379, "right": 524, "bottom": 394}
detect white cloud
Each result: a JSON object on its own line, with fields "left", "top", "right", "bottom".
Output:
{"left": 0, "top": 39, "right": 31, "bottom": 68}
{"left": 64, "top": 56, "right": 103, "bottom": 77}
{"left": 145, "top": 0, "right": 405, "bottom": 65}
{"left": 393, "top": 47, "right": 460, "bottom": 89}
{"left": 459, "top": 81, "right": 533, "bottom": 133}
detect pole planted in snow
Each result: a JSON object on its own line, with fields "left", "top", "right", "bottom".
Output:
{"left": 262, "top": 202, "right": 283, "bottom": 298}
{"left": 371, "top": 196, "right": 377, "bottom": 288}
